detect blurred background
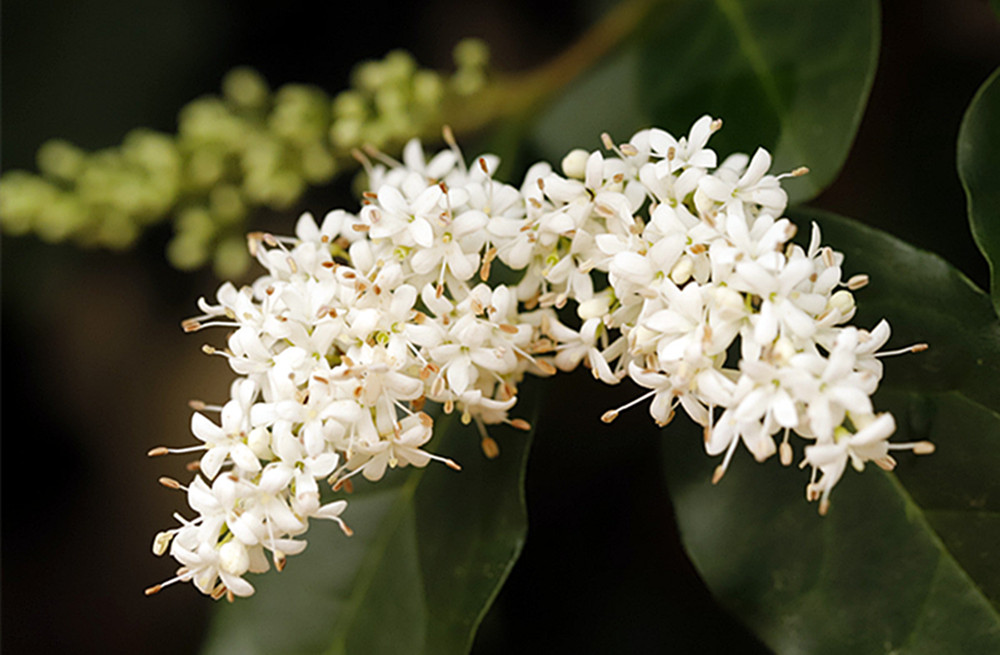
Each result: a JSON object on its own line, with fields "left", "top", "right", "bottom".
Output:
{"left": 3, "top": 0, "right": 999, "bottom": 652}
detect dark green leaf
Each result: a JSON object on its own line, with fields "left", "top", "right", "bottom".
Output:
{"left": 636, "top": 0, "right": 878, "bottom": 204}
{"left": 958, "top": 66, "right": 1000, "bottom": 316}
{"left": 664, "top": 209, "right": 1000, "bottom": 652}
{"left": 200, "top": 395, "right": 537, "bottom": 655}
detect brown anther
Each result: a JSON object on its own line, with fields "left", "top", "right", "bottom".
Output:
{"left": 601, "top": 132, "right": 615, "bottom": 150}
{"left": 286, "top": 257, "right": 298, "bottom": 274}
{"left": 144, "top": 584, "right": 162, "bottom": 596}
{"left": 791, "top": 166, "right": 810, "bottom": 177}
{"left": 211, "top": 584, "right": 227, "bottom": 601}
{"left": 711, "top": 465, "right": 726, "bottom": 485}
{"left": 519, "top": 223, "right": 533, "bottom": 232}
{"left": 181, "top": 319, "right": 201, "bottom": 333}
{"left": 534, "top": 360, "right": 557, "bottom": 375}
{"left": 478, "top": 157, "right": 490, "bottom": 174}
{"left": 435, "top": 283, "right": 444, "bottom": 298}
{"left": 158, "top": 477, "right": 182, "bottom": 490}
{"left": 443, "top": 400, "right": 454, "bottom": 414}
{"left": 352, "top": 224, "right": 370, "bottom": 232}
{"left": 529, "top": 197, "right": 542, "bottom": 209}
{"left": 226, "top": 590, "right": 235, "bottom": 603}
{"left": 340, "top": 522, "right": 355, "bottom": 536}
{"left": 362, "top": 191, "right": 378, "bottom": 199}
{"left": 601, "top": 410, "right": 619, "bottom": 424}
{"left": 342, "top": 270, "right": 356, "bottom": 279}
{"left": 201, "top": 344, "right": 216, "bottom": 355}
{"left": 480, "top": 257, "right": 492, "bottom": 281}
{"left": 186, "top": 460, "right": 201, "bottom": 472}
{"left": 703, "top": 425, "right": 712, "bottom": 443}
{"left": 819, "top": 498, "right": 830, "bottom": 516}
{"left": 666, "top": 146, "right": 676, "bottom": 161}
{"left": 417, "top": 411, "right": 434, "bottom": 428}
{"left": 147, "top": 446, "right": 169, "bottom": 457}
{"left": 480, "top": 437, "right": 500, "bottom": 459}
{"left": 411, "top": 396, "right": 426, "bottom": 412}
{"left": 499, "top": 323, "right": 519, "bottom": 334}
{"left": 822, "top": 247, "right": 835, "bottom": 268}
{"left": 846, "top": 274, "right": 869, "bottom": 290}
{"left": 536, "top": 178, "right": 545, "bottom": 191}
{"left": 509, "top": 418, "right": 531, "bottom": 431}
{"left": 342, "top": 479, "right": 354, "bottom": 494}
{"left": 265, "top": 285, "right": 275, "bottom": 295}
{"left": 274, "top": 553, "right": 287, "bottom": 572}
{"left": 689, "top": 243, "right": 708, "bottom": 255}
{"left": 442, "top": 124, "right": 457, "bottom": 147}
{"left": 619, "top": 143, "right": 638, "bottom": 157}
{"left": 373, "top": 284, "right": 382, "bottom": 295}
{"left": 322, "top": 261, "right": 336, "bottom": 268}
{"left": 913, "top": 441, "right": 935, "bottom": 454}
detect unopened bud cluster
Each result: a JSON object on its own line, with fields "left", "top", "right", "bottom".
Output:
{"left": 149, "top": 116, "right": 931, "bottom": 599}
{"left": 1, "top": 41, "right": 489, "bottom": 277}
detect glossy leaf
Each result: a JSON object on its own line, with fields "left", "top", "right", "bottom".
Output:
{"left": 664, "top": 209, "right": 1000, "bottom": 652}
{"left": 958, "top": 66, "right": 1000, "bottom": 316}
{"left": 636, "top": 0, "right": 878, "bottom": 204}
{"left": 200, "top": 402, "right": 537, "bottom": 655}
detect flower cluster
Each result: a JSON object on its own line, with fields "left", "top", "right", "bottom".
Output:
{"left": 148, "top": 116, "right": 932, "bottom": 599}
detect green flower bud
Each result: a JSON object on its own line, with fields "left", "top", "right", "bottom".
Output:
{"left": 223, "top": 67, "right": 270, "bottom": 110}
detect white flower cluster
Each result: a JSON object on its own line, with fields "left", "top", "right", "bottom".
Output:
{"left": 148, "top": 117, "right": 932, "bottom": 599}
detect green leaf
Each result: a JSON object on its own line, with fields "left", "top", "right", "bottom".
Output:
{"left": 958, "top": 66, "right": 1000, "bottom": 316}
{"left": 636, "top": 0, "right": 879, "bottom": 204}
{"left": 663, "top": 209, "right": 1000, "bottom": 652}
{"left": 200, "top": 397, "right": 537, "bottom": 655}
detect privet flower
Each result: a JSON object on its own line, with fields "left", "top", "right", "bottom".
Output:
{"left": 148, "top": 117, "right": 933, "bottom": 599}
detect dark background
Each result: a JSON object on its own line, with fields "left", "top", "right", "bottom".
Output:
{"left": 3, "top": 1, "right": 999, "bottom": 652}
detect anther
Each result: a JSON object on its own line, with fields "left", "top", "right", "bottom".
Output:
{"left": 508, "top": 418, "right": 531, "bottom": 431}
{"left": 499, "top": 323, "right": 519, "bottom": 334}
{"left": 619, "top": 143, "right": 638, "bottom": 157}
{"left": 601, "top": 132, "right": 615, "bottom": 150}
{"left": 147, "top": 446, "right": 170, "bottom": 457}
{"left": 601, "top": 410, "right": 619, "bottom": 423}
{"left": 480, "top": 437, "right": 500, "bottom": 459}
{"left": 479, "top": 157, "right": 490, "bottom": 174}
{"left": 711, "top": 465, "right": 726, "bottom": 485}
{"left": 144, "top": 584, "right": 162, "bottom": 596}
{"left": 710, "top": 118, "right": 723, "bottom": 131}
{"left": 846, "top": 274, "right": 869, "bottom": 290}
{"left": 779, "top": 441, "right": 793, "bottom": 467}
{"left": 158, "top": 477, "right": 182, "bottom": 490}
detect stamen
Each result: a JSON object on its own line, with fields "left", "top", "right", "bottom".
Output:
{"left": 602, "top": 389, "right": 658, "bottom": 423}
{"left": 875, "top": 343, "right": 929, "bottom": 357}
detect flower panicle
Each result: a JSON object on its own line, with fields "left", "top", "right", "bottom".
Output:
{"left": 149, "top": 116, "right": 930, "bottom": 598}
